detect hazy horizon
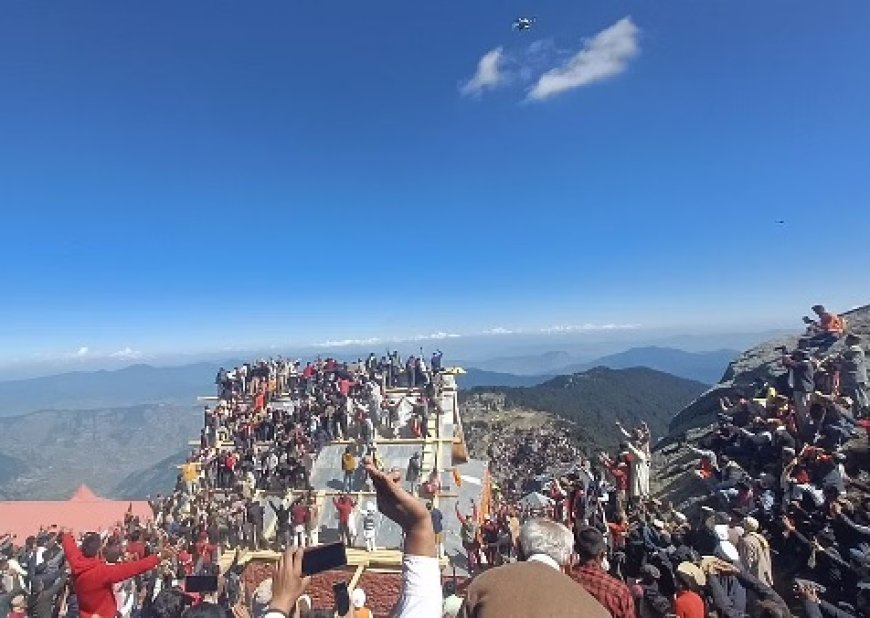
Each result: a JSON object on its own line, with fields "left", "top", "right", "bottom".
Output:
{"left": 0, "top": 323, "right": 797, "bottom": 381}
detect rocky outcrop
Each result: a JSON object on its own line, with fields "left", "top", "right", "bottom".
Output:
{"left": 668, "top": 304, "right": 870, "bottom": 436}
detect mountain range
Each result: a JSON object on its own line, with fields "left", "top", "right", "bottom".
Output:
{"left": 458, "top": 346, "right": 738, "bottom": 389}
{"left": 0, "top": 363, "right": 227, "bottom": 417}
{"left": 0, "top": 347, "right": 735, "bottom": 417}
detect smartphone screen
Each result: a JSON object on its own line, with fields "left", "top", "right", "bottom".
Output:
{"left": 185, "top": 575, "right": 219, "bottom": 593}
{"left": 302, "top": 542, "right": 348, "bottom": 576}
{"left": 333, "top": 581, "right": 350, "bottom": 616}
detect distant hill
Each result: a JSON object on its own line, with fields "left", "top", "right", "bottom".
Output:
{"left": 465, "top": 351, "right": 575, "bottom": 376}
{"left": 462, "top": 366, "right": 707, "bottom": 449}
{"left": 115, "top": 449, "right": 188, "bottom": 499}
{"left": 556, "top": 347, "right": 739, "bottom": 385}
{"left": 0, "top": 403, "right": 199, "bottom": 499}
{"left": 0, "top": 363, "right": 232, "bottom": 416}
{"left": 456, "top": 368, "right": 548, "bottom": 389}
{"left": 0, "top": 452, "right": 28, "bottom": 487}
{"left": 458, "top": 347, "right": 738, "bottom": 390}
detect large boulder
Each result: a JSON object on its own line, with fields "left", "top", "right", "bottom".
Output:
{"left": 667, "top": 304, "right": 870, "bottom": 436}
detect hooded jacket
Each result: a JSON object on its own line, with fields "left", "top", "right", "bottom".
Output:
{"left": 61, "top": 534, "right": 159, "bottom": 618}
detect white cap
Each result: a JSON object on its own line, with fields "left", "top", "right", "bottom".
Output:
{"left": 367, "top": 502, "right": 376, "bottom": 512}
{"left": 352, "top": 587, "right": 367, "bottom": 608}
{"left": 253, "top": 578, "right": 273, "bottom": 604}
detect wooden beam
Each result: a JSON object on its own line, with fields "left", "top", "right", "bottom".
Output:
{"left": 233, "top": 547, "right": 448, "bottom": 570}
{"left": 347, "top": 564, "right": 366, "bottom": 592}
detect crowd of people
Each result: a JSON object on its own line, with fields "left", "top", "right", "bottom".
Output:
{"left": 1, "top": 351, "right": 449, "bottom": 618}
{"left": 449, "top": 304, "right": 869, "bottom": 617}
{"left": 2, "top": 303, "right": 869, "bottom": 617}
{"left": 464, "top": 417, "right": 585, "bottom": 503}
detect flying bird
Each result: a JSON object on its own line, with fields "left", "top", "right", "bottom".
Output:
{"left": 512, "top": 16, "right": 536, "bottom": 31}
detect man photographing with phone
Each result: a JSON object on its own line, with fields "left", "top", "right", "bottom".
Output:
{"left": 267, "top": 461, "right": 442, "bottom": 617}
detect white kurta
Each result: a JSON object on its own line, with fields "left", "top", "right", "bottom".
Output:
{"left": 626, "top": 442, "right": 650, "bottom": 498}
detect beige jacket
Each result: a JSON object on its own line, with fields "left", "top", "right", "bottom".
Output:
{"left": 458, "top": 561, "right": 610, "bottom": 618}
{"left": 738, "top": 532, "right": 773, "bottom": 586}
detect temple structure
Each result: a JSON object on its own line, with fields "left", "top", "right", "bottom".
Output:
{"left": 197, "top": 372, "right": 489, "bottom": 613}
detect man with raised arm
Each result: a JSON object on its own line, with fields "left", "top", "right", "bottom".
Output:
{"left": 268, "top": 462, "right": 442, "bottom": 618}
{"left": 61, "top": 530, "right": 172, "bottom": 618}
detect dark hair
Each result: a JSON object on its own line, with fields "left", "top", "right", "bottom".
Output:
{"left": 575, "top": 526, "right": 606, "bottom": 562}
{"left": 181, "top": 602, "right": 224, "bottom": 618}
{"left": 103, "top": 543, "right": 123, "bottom": 564}
{"left": 756, "top": 599, "right": 788, "bottom": 618}
{"left": 146, "top": 588, "right": 190, "bottom": 618}
{"left": 81, "top": 533, "right": 103, "bottom": 558}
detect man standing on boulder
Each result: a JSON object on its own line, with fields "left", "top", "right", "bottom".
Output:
{"left": 840, "top": 334, "right": 869, "bottom": 418}
{"left": 782, "top": 349, "right": 817, "bottom": 440}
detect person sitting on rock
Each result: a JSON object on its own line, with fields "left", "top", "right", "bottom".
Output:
{"left": 802, "top": 305, "right": 845, "bottom": 348}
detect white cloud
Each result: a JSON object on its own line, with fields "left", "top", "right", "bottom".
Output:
{"left": 459, "top": 47, "right": 506, "bottom": 97}
{"left": 313, "top": 337, "right": 383, "bottom": 349}
{"left": 527, "top": 17, "right": 639, "bottom": 101}
{"left": 312, "top": 332, "right": 460, "bottom": 348}
{"left": 109, "top": 347, "right": 143, "bottom": 360}
{"left": 540, "top": 323, "right": 640, "bottom": 334}
{"left": 482, "top": 327, "right": 516, "bottom": 335}
{"left": 411, "top": 332, "right": 461, "bottom": 341}
{"left": 74, "top": 346, "right": 89, "bottom": 357}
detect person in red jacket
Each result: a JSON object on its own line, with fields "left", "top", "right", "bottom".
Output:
{"left": 61, "top": 531, "right": 170, "bottom": 618}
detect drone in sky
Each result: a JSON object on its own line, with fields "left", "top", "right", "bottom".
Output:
{"left": 512, "top": 16, "right": 536, "bottom": 32}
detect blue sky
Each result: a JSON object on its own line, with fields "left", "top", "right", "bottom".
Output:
{"left": 1, "top": 1, "right": 868, "bottom": 365}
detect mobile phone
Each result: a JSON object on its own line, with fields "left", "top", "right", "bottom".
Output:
{"left": 185, "top": 575, "right": 219, "bottom": 593}
{"left": 333, "top": 581, "right": 351, "bottom": 615}
{"left": 302, "top": 542, "right": 348, "bottom": 576}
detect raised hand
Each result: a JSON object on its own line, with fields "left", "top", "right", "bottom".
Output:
{"left": 365, "top": 463, "right": 434, "bottom": 557}
{"left": 270, "top": 547, "right": 310, "bottom": 615}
